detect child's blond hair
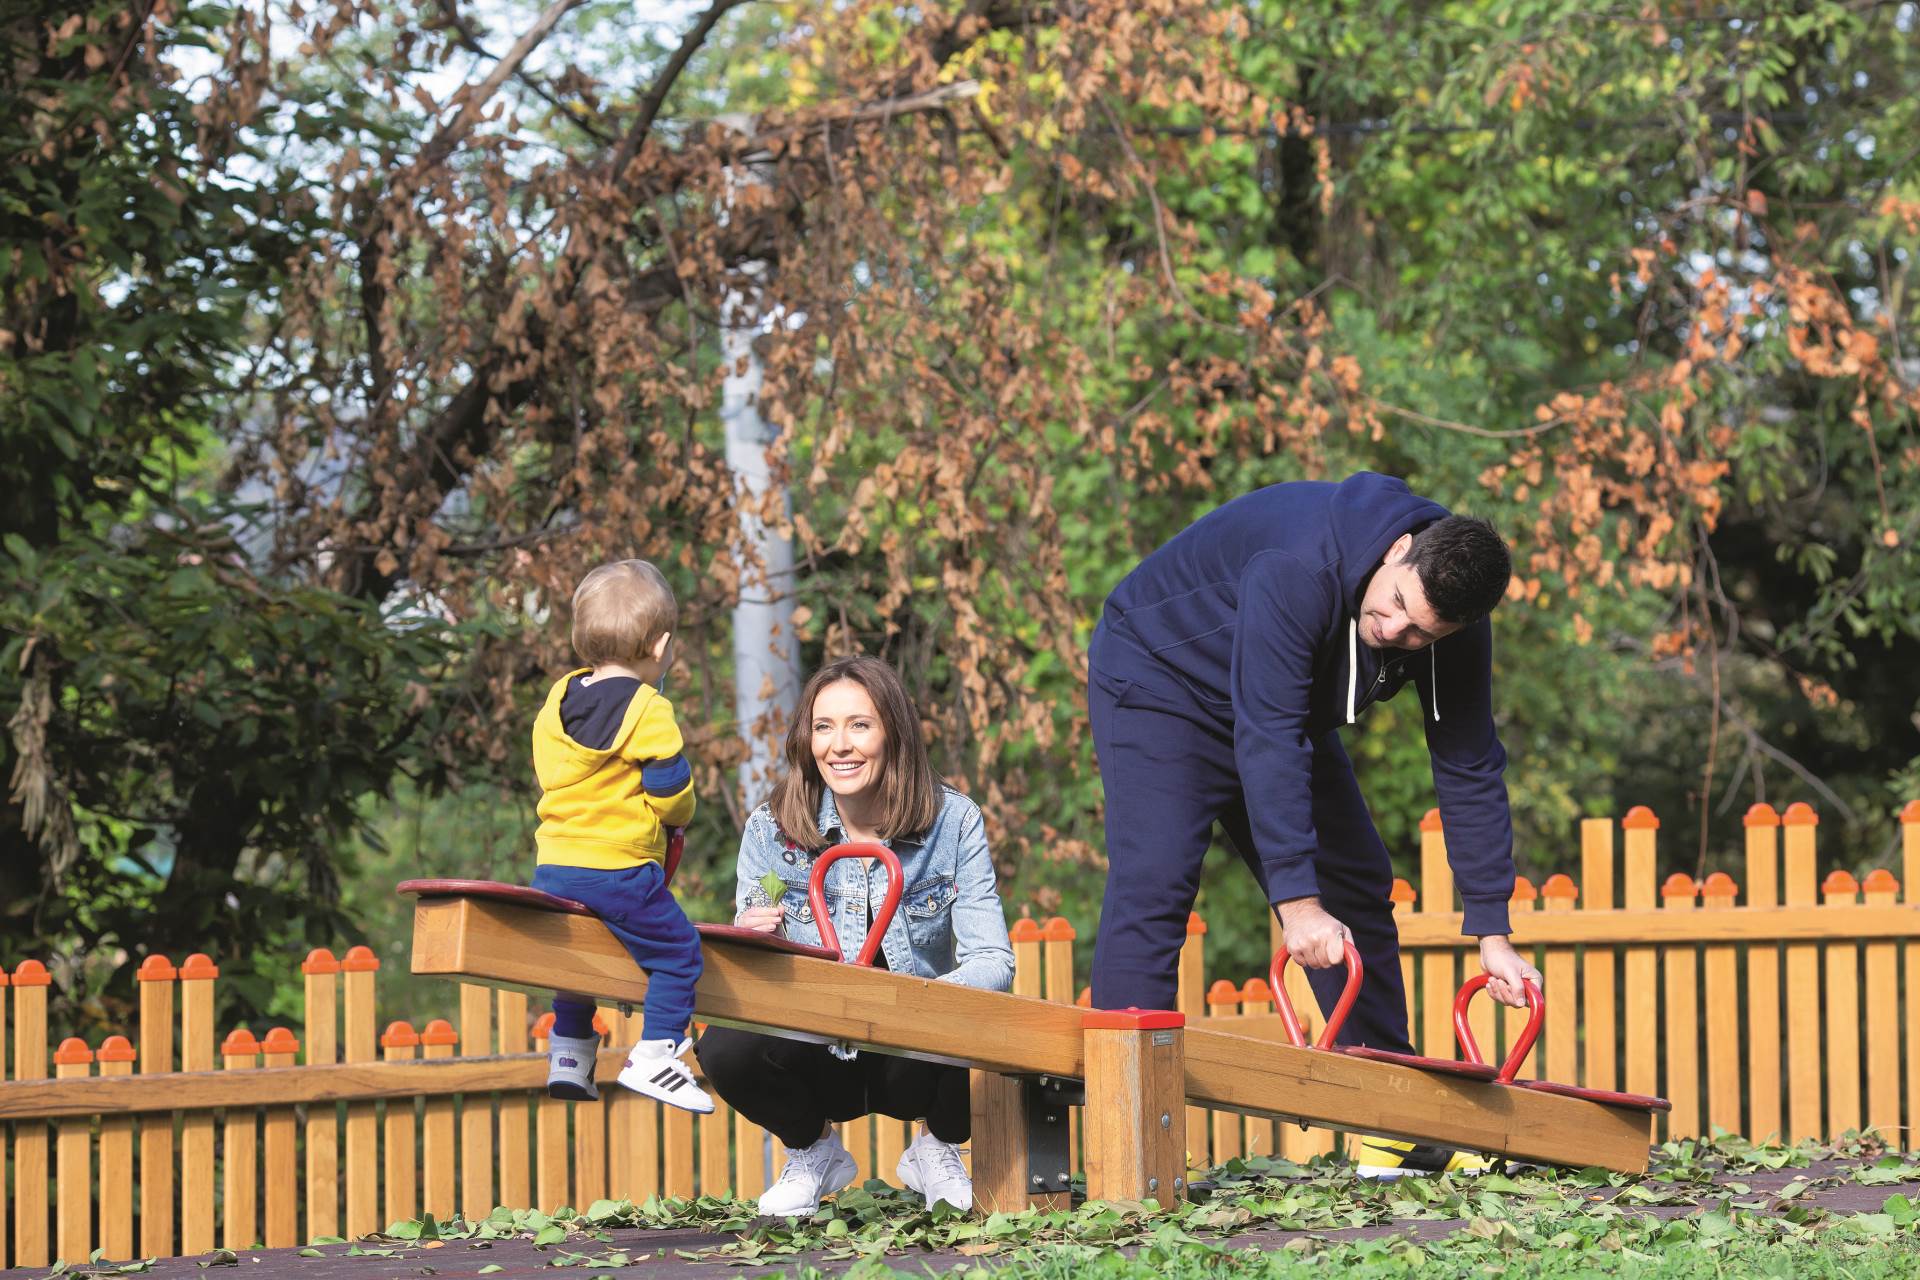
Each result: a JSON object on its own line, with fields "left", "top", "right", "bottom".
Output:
{"left": 570, "top": 560, "right": 676, "bottom": 666}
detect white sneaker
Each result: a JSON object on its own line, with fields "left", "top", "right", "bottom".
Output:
{"left": 545, "top": 1032, "right": 601, "bottom": 1102}
{"left": 896, "top": 1130, "right": 973, "bottom": 1212}
{"left": 615, "top": 1037, "right": 714, "bottom": 1113}
{"left": 757, "top": 1133, "right": 858, "bottom": 1218}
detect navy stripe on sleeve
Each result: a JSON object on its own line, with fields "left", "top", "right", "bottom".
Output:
{"left": 641, "top": 753, "right": 692, "bottom": 796}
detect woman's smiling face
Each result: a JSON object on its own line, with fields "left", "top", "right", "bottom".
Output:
{"left": 811, "top": 678, "right": 887, "bottom": 800}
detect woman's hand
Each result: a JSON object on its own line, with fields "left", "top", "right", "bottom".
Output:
{"left": 735, "top": 904, "right": 784, "bottom": 934}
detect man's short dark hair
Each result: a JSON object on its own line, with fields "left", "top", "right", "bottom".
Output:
{"left": 1405, "top": 516, "right": 1511, "bottom": 624}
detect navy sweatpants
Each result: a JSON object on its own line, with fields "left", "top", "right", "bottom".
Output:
{"left": 530, "top": 861, "right": 703, "bottom": 1044}
{"left": 1086, "top": 636, "right": 1416, "bottom": 1054}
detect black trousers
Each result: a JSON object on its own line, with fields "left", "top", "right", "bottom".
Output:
{"left": 695, "top": 1025, "right": 971, "bottom": 1151}
{"left": 1086, "top": 655, "right": 1417, "bottom": 1055}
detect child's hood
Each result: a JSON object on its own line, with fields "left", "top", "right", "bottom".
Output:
{"left": 532, "top": 672, "right": 652, "bottom": 787}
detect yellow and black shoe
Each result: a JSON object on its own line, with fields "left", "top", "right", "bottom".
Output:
{"left": 1353, "top": 1138, "right": 1492, "bottom": 1180}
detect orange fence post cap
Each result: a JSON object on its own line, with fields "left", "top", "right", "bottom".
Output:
{"left": 1902, "top": 800, "right": 1920, "bottom": 825}
{"left": 1419, "top": 808, "right": 1443, "bottom": 832}
{"left": 302, "top": 948, "right": 340, "bottom": 975}
{"left": 592, "top": 1010, "right": 610, "bottom": 1036}
{"left": 1822, "top": 869, "right": 1859, "bottom": 896}
{"left": 1009, "top": 919, "right": 1042, "bottom": 943}
{"left": 381, "top": 1021, "right": 420, "bottom": 1048}
{"left": 1511, "top": 875, "right": 1538, "bottom": 902}
{"left": 1041, "top": 917, "right": 1076, "bottom": 942}
{"left": 1782, "top": 802, "right": 1819, "bottom": 827}
{"left": 136, "top": 955, "right": 177, "bottom": 983}
{"left": 1083, "top": 1007, "right": 1184, "bottom": 1031}
{"left": 531, "top": 1012, "right": 556, "bottom": 1038}
{"left": 54, "top": 1037, "right": 94, "bottom": 1066}
{"left": 1239, "top": 977, "right": 1273, "bottom": 1003}
{"left": 1205, "top": 979, "right": 1240, "bottom": 1005}
{"left": 222, "top": 1028, "right": 260, "bottom": 1055}
{"left": 1863, "top": 869, "right": 1901, "bottom": 894}
{"left": 1622, "top": 806, "right": 1660, "bottom": 830}
{"left": 420, "top": 1019, "right": 458, "bottom": 1046}
{"left": 1389, "top": 878, "right": 1417, "bottom": 904}
{"left": 341, "top": 945, "right": 380, "bottom": 972}
{"left": 1186, "top": 911, "right": 1207, "bottom": 935}
{"left": 97, "top": 1035, "right": 137, "bottom": 1063}
{"left": 1661, "top": 873, "right": 1696, "bottom": 898}
{"left": 1702, "top": 871, "right": 1739, "bottom": 897}
{"left": 1744, "top": 803, "right": 1781, "bottom": 828}
{"left": 261, "top": 1027, "right": 300, "bottom": 1054}
{"left": 179, "top": 954, "right": 219, "bottom": 980}
{"left": 1075, "top": 988, "right": 1092, "bottom": 1007}
{"left": 11, "top": 959, "right": 52, "bottom": 987}
{"left": 1542, "top": 873, "right": 1578, "bottom": 900}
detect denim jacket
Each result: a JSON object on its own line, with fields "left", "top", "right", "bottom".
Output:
{"left": 733, "top": 787, "right": 1015, "bottom": 992}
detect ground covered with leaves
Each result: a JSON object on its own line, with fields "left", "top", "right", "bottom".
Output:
{"left": 15, "top": 1137, "right": 1920, "bottom": 1279}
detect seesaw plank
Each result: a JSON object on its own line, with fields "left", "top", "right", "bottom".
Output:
{"left": 410, "top": 895, "right": 1654, "bottom": 1173}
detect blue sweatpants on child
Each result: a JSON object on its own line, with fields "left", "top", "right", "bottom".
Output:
{"left": 1086, "top": 629, "right": 1417, "bottom": 1055}
{"left": 530, "top": 861, "right": 703, "bottom": 1044}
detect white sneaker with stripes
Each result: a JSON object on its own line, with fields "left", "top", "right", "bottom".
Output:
{"left": 616, "top": 1036, "right": 714, "bottom": 1113}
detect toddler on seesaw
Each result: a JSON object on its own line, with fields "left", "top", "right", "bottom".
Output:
{"left": 530, "top": 559, "right": 712, "bottom": 1112}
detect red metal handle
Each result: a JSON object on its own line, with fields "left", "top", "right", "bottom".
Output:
{"left": 1268, "top": 940, "right": 1364, "bottom": 1050}
{"left": 662, "top": 828, "right": 685, "bottom": 886}
{"left": 807, "top": 842, "right": 903, "bottom": 968}
{"left": 1453, "top": 973, "right": 1545, "bottom": 1083}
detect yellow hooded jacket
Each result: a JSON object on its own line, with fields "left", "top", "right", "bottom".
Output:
{"left": 533, "top": 670, "right": 696, "bottom": 869}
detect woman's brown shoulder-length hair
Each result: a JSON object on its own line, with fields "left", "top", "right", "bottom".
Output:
{"left": 767, "top": 655, "right": 942, "bottom": 850}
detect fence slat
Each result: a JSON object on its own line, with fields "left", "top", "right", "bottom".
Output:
{"left": 1744, "top": 806, "right": 1784, "bottom": 1143}
{"left": 698, "top": 1095, "right": 731, "bottom": 1197}
{"left": 1580, "top": 818, "right": 1617, "bottom": 1091}
{"left": 1503, "top": 879, "right": 1538, "bottom": 1067}
{"left": 136, "top": 957, "right": 177, "bottom": 1259}
{"left": 1863, "top": 870, "right": 1900, "bottom": 1142}
{"left": 530, "top": 1016, "right": 568, "bottom": 1211}
{"left": 1660, "top": 876, "right": 1699, "bottom": 1140}
{"left": 1, "top": 962, "right": 7, "bottom": 1269}
{"left": 13, "top": 961, "right": 51, "bottom": 1268}
{"left": 574, "top": 1017, "right": 609, "bottom": 1207}
{"left": 606, "top": 1008, "right": 646, "bottom": 1203}
{"left": 1237, "top": 979, "right": 1278, "bottom": 1158}
{"left": 1903, "top": 803, "right": 1920, "bottom": 1149}
{"left": 1390, "top": 879, "right": 1416, "bottom": 1012}
{"left": 664, "top": 1099, "right": 696, "bottom": 1198}
{"left": 1205, "top": 982, "right": 1243, "bottom": 1163}
{"left": 382, "top": 1023, "right": 420, "bottom": 1229}
{"left": 179, "top": 955, "right": 217, "bottom": 1257}
{"left": 496, "top": 991, "right": 531, "bottom": 1213}
{"left": 1042, "top": 918, "right": 1079, "bottom": 1173}
{"left": 420, "top": 1022, "right": 457, "bottom": 1223}
{"left": 221, "top": 1030, "right": 259, "bottom": 1250}
{"left": 261, "top": 1029, "right": 300, "bottom": 1248}
{"left": 629, "top": 1011, "right": 661, "bottom": 1203}
{"left": 1821, "top": 871, "right": 1862, "bottom": 1138}
{"left": 1541, "top": 876, "right": 1577, "bottom": 1085}
{"left": 303, "top": 950, "right": 340, "bottom": 1242}
{"left": 1782, "top": 804, "right": 1821, "bottom": 1143}
{"left": 459, "top": 983, "right": 495, "bottom": 1221}
{"left": 1178, "top": 912, "right": 1208, "bottom": 1170}
{"left": 1622, "top": 809, "right": 1659, "bottom": 1101}
{"left": 98, "top": 1037, "right": 136, "bottom": 1261}
{"left": 55, "top": 1039, "right": 92, "bottom": 1263}
{"left": 341, "top": 948, "right": 380, "bottom": 1238}
{"left": 1701, "top": 874, "right": 1741, "bottom": 1138}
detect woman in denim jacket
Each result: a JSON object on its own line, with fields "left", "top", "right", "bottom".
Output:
{"left": 695, "top": 655, "right": 1014, "bottom": 1217}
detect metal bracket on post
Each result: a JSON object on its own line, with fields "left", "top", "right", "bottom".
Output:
{"left": 1024, "top": 1075, "right": 1085, "bottom": 1195}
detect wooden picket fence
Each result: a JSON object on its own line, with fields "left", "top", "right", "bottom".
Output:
{"left": 2, "top": 800, "right": 1917, "bottom": 1266}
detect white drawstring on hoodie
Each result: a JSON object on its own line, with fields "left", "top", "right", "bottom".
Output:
{"left": 1346, "top": 617, "right": 1442, "bottom": 724}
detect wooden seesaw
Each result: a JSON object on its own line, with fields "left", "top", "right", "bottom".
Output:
{"left": 401, "top": 841, "right": 1667, "bottom": 1212}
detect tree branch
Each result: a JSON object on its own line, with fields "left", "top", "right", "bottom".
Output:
{"left": 435, "top": 0, "right": 612, "bottom": 143}
{"left": 418, "top": 0, "right": 591, "bottom": 172}
{"left": 611, "top": 0, "right": 756, "bottom": 176}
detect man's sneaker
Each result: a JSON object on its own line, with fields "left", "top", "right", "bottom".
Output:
{"left": 757, "top": 1133, "right": 858, "bottom": 1217}
{"left": 896, "top": 1130, "right": 973, "bottom": 1212}
{"left": 545, "top": 1032, "right": 601, "bottom": 1102}
{"left": 1354, "top": 1138, "right": 1491, "bottom": 1180}
{"left": 615, "top": 1037, "right": 714, "bottom": 1113}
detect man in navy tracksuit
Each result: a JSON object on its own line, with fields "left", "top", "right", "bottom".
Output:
{"left": 1087, "top": 474, "right": 1539, "bottom": 1105}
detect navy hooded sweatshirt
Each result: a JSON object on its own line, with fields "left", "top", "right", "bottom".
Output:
{"left": 1093, "top": 472, "right": 1515, "bottom": 936}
